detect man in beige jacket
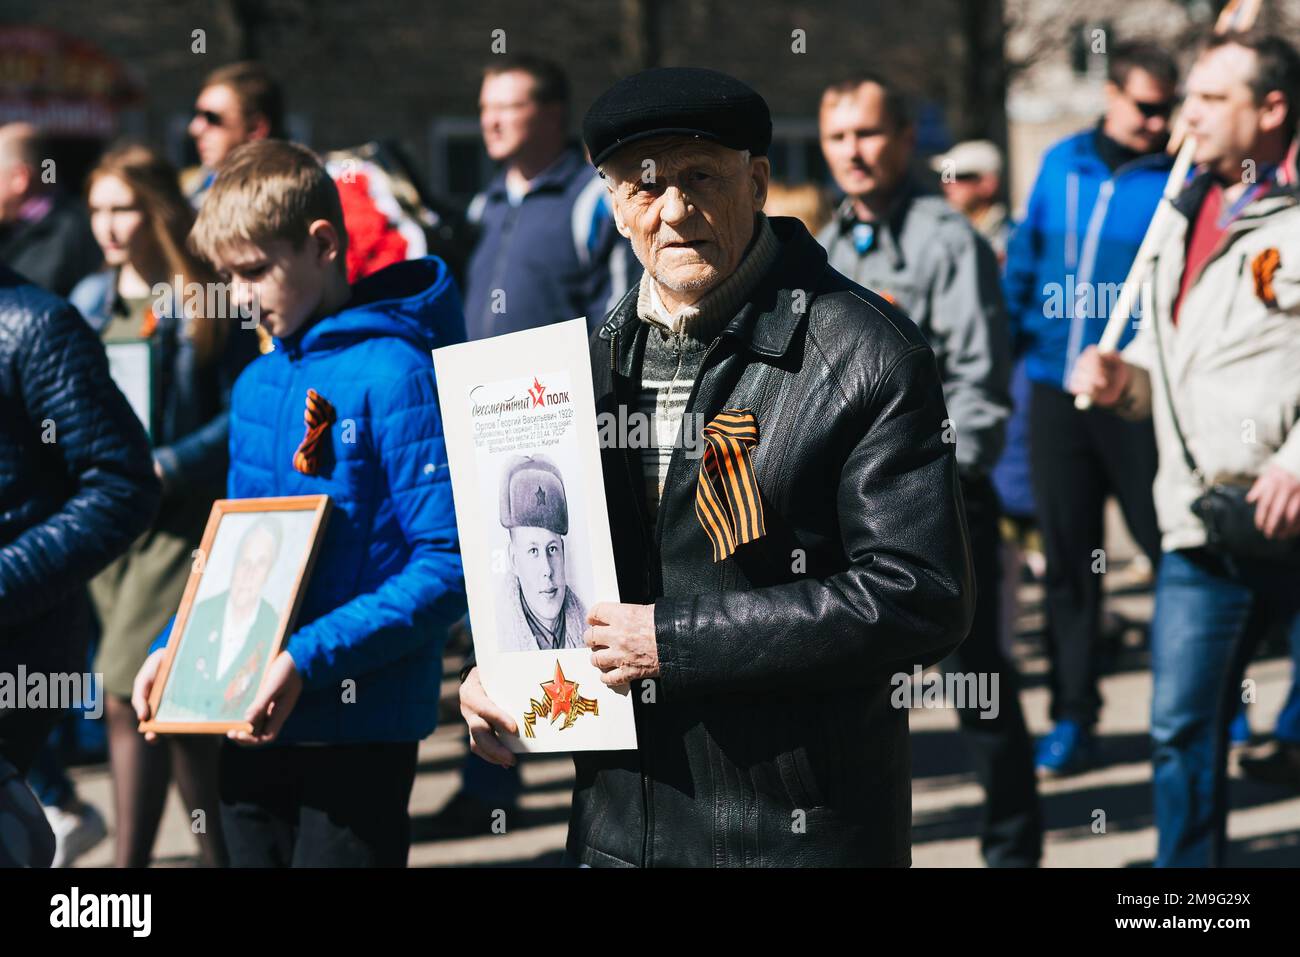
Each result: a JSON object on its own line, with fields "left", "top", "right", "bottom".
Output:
{"left": 1072, "top": 30, "right": 1300, "bottom": 866}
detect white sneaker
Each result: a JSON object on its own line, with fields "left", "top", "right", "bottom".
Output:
{"left": 43, "top": 799, "right": 107, "bottom": 868}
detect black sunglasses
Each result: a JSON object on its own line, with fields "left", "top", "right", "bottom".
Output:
{"left": 192, "top": 108, "right": 225, "bottom": 127}
{"left": 1133, "top": 97, "right": 1176, "bottom": 120}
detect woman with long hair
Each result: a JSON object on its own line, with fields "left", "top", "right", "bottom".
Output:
{"left": 70, "top": 143, "right": 259, "bottom": 867}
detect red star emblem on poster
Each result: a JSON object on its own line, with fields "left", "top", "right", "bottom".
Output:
{"left": 541, "top": 661, "right": 577, "bottom": 722}
{"left": 522, "top": 660, "right": 600, "bottom": 737}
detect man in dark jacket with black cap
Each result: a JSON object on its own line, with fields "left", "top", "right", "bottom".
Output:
{"left": 459, "top": 68, "right": 974, "bottom": 866}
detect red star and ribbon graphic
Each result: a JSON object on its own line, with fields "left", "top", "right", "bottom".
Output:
{"left": 522, "top": 661, "right": 599, "bottom": 737}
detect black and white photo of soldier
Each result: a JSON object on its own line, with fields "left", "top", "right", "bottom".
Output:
{"left": 495, "top": 454, "right": 588, "bottom": 652}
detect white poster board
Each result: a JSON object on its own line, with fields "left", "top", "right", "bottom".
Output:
{"left": 433, "top": 318, "right": 636, "bottom": 752}
{"left": 104, "top": 340, "right": 153, "bottom": 439}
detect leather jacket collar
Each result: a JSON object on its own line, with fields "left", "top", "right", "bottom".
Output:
{"left": 597, "top": 216, "right": 828, "bottom": 377}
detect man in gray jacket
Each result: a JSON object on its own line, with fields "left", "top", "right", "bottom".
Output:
{"left": 818, "top": 73, "right": 1039, "bottom": 866}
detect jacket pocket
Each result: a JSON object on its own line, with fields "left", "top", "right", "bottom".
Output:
{"left": 774, "top": 705, "right": 836, "bottom": 811}
{"left": 775, "top": 745, "right": 824, "bottom": 811}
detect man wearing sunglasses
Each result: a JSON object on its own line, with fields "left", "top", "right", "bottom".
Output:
{"left": 183, "top": 62, "right": 285, "bottom": 207}
{"left": 1003, "top": 41, "right": 1178, "bottom": 778}
{"left": 182, "top": 63, "right": 437, "bottom": 284}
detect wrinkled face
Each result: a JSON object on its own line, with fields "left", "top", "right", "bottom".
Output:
{"left": 88, "top": 173, "right": 148, "bottom": 268}
{"left": 212, "top": 227, "right": 339, "bottom": 339}
{"left": 509, "top": 526, "right": 567, "bottom": 620}
{"left": 1183, "top": 45, "right": 1285, "bottom": 177}
{"left": 940, "top": 171, "right": 1000, "bottom": 215}
{"left": 480, "top": 71, "right": 555, "bottom": 162}
{"left": 230, "top": 526, "right": 275, "bottom": 616}
{"left": 1102, "top": 68, "right": 1176, "bottom": 155}
{"left": 189, "top": 84, "right": 255, "bottom": 170}
{"left": 819, "top": 83, "right": 915, "bottom": 204}
{"left": 603, "top": 138, "right": 769, "bottom": 301}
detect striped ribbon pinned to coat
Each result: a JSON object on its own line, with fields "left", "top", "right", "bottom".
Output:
{"left": 695, "top": 408, "right": 766, "bottom": 562}
{"left": 292, "top": 388, "right": 336, "bottom": 476}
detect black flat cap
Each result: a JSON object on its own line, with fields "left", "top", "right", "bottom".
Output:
{"left": 583, "top": 67, "right": 772, "bottom": 168}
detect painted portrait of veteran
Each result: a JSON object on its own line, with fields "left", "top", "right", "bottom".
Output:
{"left": 158, "top": 516, "right": 282, "bottom": 722}
{"left": 496, "top": 454, "right": 588, "bottom": 652}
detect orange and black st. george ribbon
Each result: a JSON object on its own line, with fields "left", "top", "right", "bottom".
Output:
{"left": 293, "top": 388, "right": 336, "bottom": 476}
{"left": 695, "top": 408, "right": 766, "bottom": 562}
{"left": 1252, "top": 247, "right": 1280, "bottom": 307}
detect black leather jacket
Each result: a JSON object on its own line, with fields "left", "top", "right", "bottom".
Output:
{"left": 569, "top": 217, "right": 975, "bottom": 867}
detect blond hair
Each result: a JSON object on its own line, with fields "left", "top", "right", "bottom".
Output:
{"left": 88, "top": 143, "right": 226, "bottom": 365}
{"left": 190, "top": 140, "right": 347, "bottom": 266}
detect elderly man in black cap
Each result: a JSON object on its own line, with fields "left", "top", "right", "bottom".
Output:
{"left": 497, "top": 454, "right": 588, "bottom": 652}
{"left": 459, "top": 67, "right": 974, "bottom": 867}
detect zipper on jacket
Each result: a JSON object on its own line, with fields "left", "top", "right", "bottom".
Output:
{"left": 276, "top": 348, "right": 302, "bottom": 496}
{"left": 651, "top": 336, "right": 725, "bottom": 555}
{"left": 1064, "top": 172, "right": 1079, "bottom": 270}
{"left": 1148, "top": 253, "right": 1206, "bottom": 486}
{"left": 482, "top": 204, "right": 520, "bottom": 334}
{"left": 647, "top": 331, "right": 735, "bottom": 865}
{"left": 1063, "top": 178, "right": 1116, "bottom": 387}
{"left": 1203, "top": 251, "right": 1250, "bottom": 342}
{"left": 614, "top": 317, "right": 731, "bottom": 867}
{"left": 610, "top": 329, "right": 651, "bottom": 584}
{"left": 611, "top": 327, "right": 654, "bottom": 867}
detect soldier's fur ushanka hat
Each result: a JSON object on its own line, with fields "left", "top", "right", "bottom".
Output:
{"left": 499, "top": 454, "right": 568, "bottom": 536}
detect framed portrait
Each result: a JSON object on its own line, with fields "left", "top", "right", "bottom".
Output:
{"left": 139, "top": 495, "right": 332, "bottom": 735}
{"left": 433, "top": 317, "right": 636, "bottom": 753}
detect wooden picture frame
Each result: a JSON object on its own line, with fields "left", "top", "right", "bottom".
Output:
{"left": 139, "top": 495, "right": 332, "bottom": 735}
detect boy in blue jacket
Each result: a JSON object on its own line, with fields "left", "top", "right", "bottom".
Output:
{"left": 132, "top": 140, "right": 466, "bottom": 866}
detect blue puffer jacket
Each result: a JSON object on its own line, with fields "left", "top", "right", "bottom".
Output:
{"left": 155, "top": 257, "right": 468, "bottom": 743}
{"left": 0, "top": 265, "right": 160, "bottom": 673}
{"left": 1003, "top": 126, "right": 1173, "bottom": 390}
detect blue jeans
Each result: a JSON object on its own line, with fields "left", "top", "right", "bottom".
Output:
{"left": 1273, "top": 622, "right": 1300, "bottom": 744}
{"left": 1150, "top": 548, "right": 1300, "bottom": 867}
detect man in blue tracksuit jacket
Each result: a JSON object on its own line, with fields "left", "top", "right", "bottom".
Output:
{"left": 1003, "top": 42, "right": 1178, "bottom": 774}
{"left": 463, "top": 57, "right": 637, "bottom": 342}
